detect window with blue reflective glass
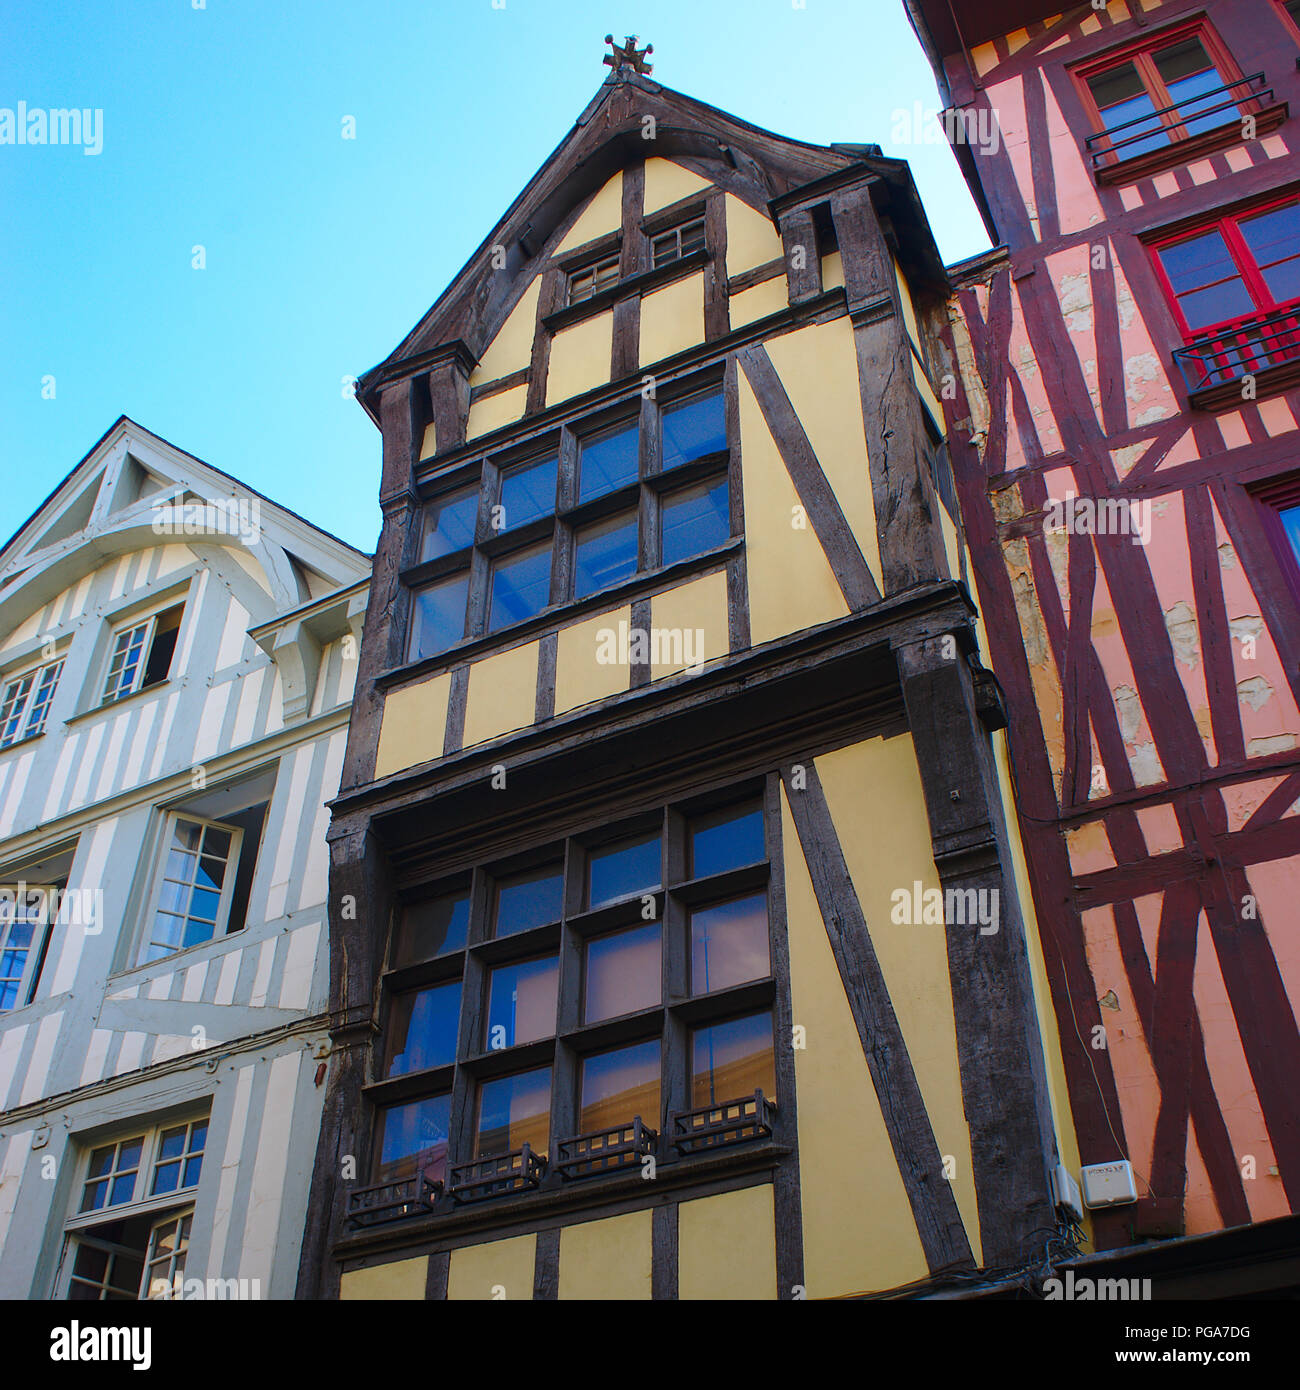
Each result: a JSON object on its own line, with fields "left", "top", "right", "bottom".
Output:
{"left": 387, "top": 980, "right": 463, "bottom": 1075}
{"left": 689, "top": 801, "right": 765, "bottom": 878}
{"left": 485, "top": 954, "right": 558, "bottom": 1049}
{"left": 499, "top": 456, "right": 558, "bottom": 531}
{"left": 421, "top": 487, "right": 479, "bottom": 562}
{"left": 574, "top": 511, "right": 638, "bottom": 598}
{"left": 489, "top": 543, "right": 551, "bottom": 632}
{"left": 494, "top": 863, "right": 564, "bottom": 937}
{"left": 587, "top": 832, "right": 661, "bottom": 909}
{"left": 662, "top": 478, "right": 729, "bottom": 566}
{"left": 662, "top": 391, "right": 726, "bottom": 470}
{"left": 578, "top": 424, "right": 639, "bottom": 502}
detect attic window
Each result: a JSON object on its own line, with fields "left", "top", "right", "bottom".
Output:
{"left": 567, "top": 254, "right": 621, "bottom": 307}
{"left": 651, "top": 218, "right": 706, "bottom": 269}
{"left": 101, "top": 605, "right": 183, "bottom": 705}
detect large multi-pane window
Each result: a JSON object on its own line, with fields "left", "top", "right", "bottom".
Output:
{"left": 63, "top": 1113, "right": 209, "bottom": 1301}
{"left": 1077, "top": 23, "right": 1247, "bottom": 163}
{"left": 0, "top": 657, "right": 63, "bottom": 748}
{"left": 406, "top": 379, "right": 733, "bottom": 662}
{"left": 369, "top": 784, "right": 777, "bottom": 1202}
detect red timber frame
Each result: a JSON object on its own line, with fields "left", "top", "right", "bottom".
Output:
{"left": 921, "top": 0, "right": 1300, "bottom": 1251}
{"left": 1251, "top": 472, "right": 1300, "bottom": 611}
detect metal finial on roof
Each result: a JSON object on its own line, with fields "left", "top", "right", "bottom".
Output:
{"left": 603, "top": 34, "right": 653, "bottom": 75}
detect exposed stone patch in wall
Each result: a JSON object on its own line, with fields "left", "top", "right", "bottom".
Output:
{"left": 1130, "top": 742, "right": 1163, "bottom": 786}
{"left": 1237, "top": 675, "right": 1274, "bottom": 712}
{"left": 1248, "top": 733, "right": 1297, "bottom": 757}
{"left": 1110, "top": 443, "right": 1146, "bottom": 478}
{"left": 1219, "top": 542, "right": 1238, "bottom": 570}
{"left": 1057, "top": 271, "right": 1092, "bottom": 333}
{"left": 1114, "top": 684, "right": 1141, "bottom": 743}
{"left": 1164, "top": 600, "right": 1200, "bottom": 668}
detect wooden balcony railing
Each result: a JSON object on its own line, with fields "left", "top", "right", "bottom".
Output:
{"left": 554, "top": 1117, "right": 659, "bottom": 1181}
{"left": 448, "top": 1143, "right": 547, "bottom": 1204}
{"left": 670, "top": 1089, "right": 776, "bottom": 1156}
{"left": 346, "top": 1174, "right": 441, "bottom": 1229}
{"left": 1173, "top": 303, "right": 1300, "bottom": 405}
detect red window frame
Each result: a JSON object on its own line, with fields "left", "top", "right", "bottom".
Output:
{"left": 1275, "top": 0, "right": 1300, "bottom": 48}
{"left": 1251, "top": 474, "right": 1300, "bottom": 611}
{"left": 1072, "top": 18, "right": 1250, "bottom": 165}
{"left": 1147, "top": 193, "right": 1300, "bottom": 343}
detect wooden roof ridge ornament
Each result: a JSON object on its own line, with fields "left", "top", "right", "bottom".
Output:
{"left": 604, "top": 33, "right": 653, "bottom": 76}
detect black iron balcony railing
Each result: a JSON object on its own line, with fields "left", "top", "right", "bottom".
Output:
{"left": 554, "top": 1117, "right": 659, "bottom": 1181}
{"left": 346, "top": 1174, "right": 441, "bottom": 1229}
{"left": 1085, "top": 72, "right": 1270, "bottom": 170}
{"left": 1172, "top": 303, "right": 1300, "bottom": 396}
{"left": 671, "top": 1089, "right": 776, "bottom": 1156}
{"left": 448, "top": 1143, "right": 547, "bottom": 1203}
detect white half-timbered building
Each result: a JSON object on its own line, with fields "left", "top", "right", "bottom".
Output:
{"left": 0, "top": 417, "right": 369, "bottom": 1299}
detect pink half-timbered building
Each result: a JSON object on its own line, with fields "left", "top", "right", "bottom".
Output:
{"left": 908, "top": 0, "right": 1300, "bottom": 1265}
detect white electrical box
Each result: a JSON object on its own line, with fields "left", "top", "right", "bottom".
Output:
{"left": 1051, "top": 1164, "right": 1084, "bottom": 1221}
{"left": 1080, "top": 1159, "right": 1138, "bottom": 1208}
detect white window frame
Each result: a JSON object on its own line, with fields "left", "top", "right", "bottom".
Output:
{"left": 57, "top": 1113, "right": 209, "bottom": 1299}
{"left": 0, "top": 657, "right": 64, "bottom": 748}
{"left": 0, "top": 882, "right": 58, "bottom": 1012}
{"left": 100, "top": 603, "right": 182, "bottom": 706}
{"left": 141, "top": 1209, "right": 194, "bottom": 1300}
{"left": 136, "top": 812, "right": 245, "bottom": 966}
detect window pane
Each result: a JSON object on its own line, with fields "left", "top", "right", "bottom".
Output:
{"left": 574, "top": 512, "right": 637, "bottom": 597}
{"left": 1157, "top": 231, "right": 1254, "bottom": 329}
{"left": 1239, "top": 204, "right": 1300, "bottom": 305}
{"left": 691, "top": 1012, "right": 775, "bottom": 1108}
{"left": 1087, "top": 61, "right": 1165, "bottom": 157}
{"left": 409, "top": 572, "right": 469, "bottom": 661}
{"left": 662, "top": 478, "right": 730, "bottom": 565}
{"left": 1154, "top": 38, "right": 1226, "bottom": 137}
{"left": 494, "top": 863, "right": 564, "bottom": 936}
{"left": 579, "top": 424, "right": 639, "bottom": 502}
{"left": 579, "top": 1040, "right": 661, "bottom": 1132}
{"left": 662, "top": 391, "right": 726, "bottom": 470}
{"left": 476, "top": 1067, "right": 551, "bottom": 1157}
{"left": 157, "top": 1127, "right": 186, "bottom": 1161}
{"left": 387, "top": 980, "right": 462, "bottom": 1075}
{"left": 499, "top": 456, "right": 557, "bottom": 531}
{"left": 587, "top": 832, "right": 661, "bottom": 909}
{"left": 421, "top": 487, "right": 479, "bottom": 562}
{"left": 690, "top": 893, "right": 770, "bottom": 994}
{"left": 376, "top": 1094, "right": 451, "bottom": 1188}
{"left": 584, "top": 921, "right": 662, "bottom": 1023}
{"left": 489, "top": 543, "right": 551, "bottom": 631}
{"left": 485, "top": 954, "right": 559, "bottom": 1049}
{"left": 690, "top": 801, "right": 765, "bottom": 878}
{"left": 398, "top": 889, "right": 470, "bottom": 963}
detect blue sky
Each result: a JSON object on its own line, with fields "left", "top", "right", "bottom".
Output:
{"left": 1, "top": 0, "right": 989, "bottom": 558}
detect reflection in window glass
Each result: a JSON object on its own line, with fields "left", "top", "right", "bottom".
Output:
{"left": 574, "top": 511, "right": 637, "bottom": 598}
{"left": 584, "top": 921, "right": 661, "bottom": 1023}
{"left": 499, "top": 456, "right": 558, "bottom": 531}
{"left": 690, "top": 801, "right": 765, "bottom": 878}
{"left": 1157, "top": 230, "right": 1254, "bottom": 331}
{"left": 662, "top": 477, "right": 729, "bottom": 566}
{"left": 587, "top": 833, "right": 661, "bottom": 909}
{"left": 150, "top": 1120, "right": 206, "bottom": 1195}
{"left": 387, "top": 981, "right": 462, "bottom": 1076}
{"left": 476, "top": 1067, "right": 551, "bottom": 1157}
{"left": 1239, "top": 203, "right": 1300, "bottom": 305}
{"left": 397, "top": 889, "right": 470, "bottom": 963}
{"left": 662, "top": 391, "right": 726, "bottom": 470}
{"left": 485, "top": 955, "right": 558, "bottom": 1049}
{"left": 579, "top": 424, "right": 639, "bottom": 502}
{"left": 421, "top": 488, "right": 479, "bottom": 562}
{"left": 579, "top": 1040, "right": 661, "bottom": 1132}
{"left": 691, "top": 1012, "right": 775, "bottom": 1108}
{"left": 494, "top": 864, "right": 564, "bottom": 937}
{"left": 690, "top": 894, "right": 770, "bottom": 995}
{"left": 408, "top": 572, "right": 469, "bottom": 661}
{"left": 81, "top": 1138, "right": 144, "bottom": 1213}
{"left": 376, "top": 1094, "right": 451, "bottom": 1188}
{"left": 489, "top": 544, "right": 551, "bottom": 632}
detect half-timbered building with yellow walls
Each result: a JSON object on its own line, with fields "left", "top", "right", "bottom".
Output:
{"left": 300, "top": 41, "right": 1082, "bottom": 1302}
{"left": 0, "top": 418, "right": 370, "bottom": 1299}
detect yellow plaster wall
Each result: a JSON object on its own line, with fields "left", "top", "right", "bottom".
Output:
{"left": 912, "top": 347, "right": 943, "bottom": 427}
{"left": 894, "top": 256, "right": 922, "bottom": 351}
{"left": 678, "top": 1184, "right": 777, "bottom": 1300}
{"left": 822, "top": 251, "right": 845, "bottom": 291}
{"left": 764, "top": 316, "right": 881, "bottom": 593}
{"left": 554, "top": 604, "right": 631, "bottom": 714}
{"left": 558, "top": 1208, "right": 653, "bottom": 1300}
{"left": 815, "top": 737, "right": 982, "bottom": 1263}
{"left": 556, "top": 171, "right": 623, "bottom": 253}
{"left": 780, "top": 783, "right": 930, "bottom": 1297}
{"left": 737, "top": 369, "right": 848, "bottom": 645}
{"left": 339, "top": 1256, "right": 427, "bottom": 1300}
{"left": 648, "top": 570, "right": 731, "bottom": 679}
{"left": 725, "top": 194, "right": 783, "bottom": 275}
{"left": 547, "top": 311, "right": 613, "bottom": 407}
{"left": 472, "top": 276, "right": 541, "bottom": 384}
{"left": 462, "top": 640, "right": 539, "bottom": 747}
{"left": 467, "top": 383, "right": 528, "bottom": 441}
{"left": 374, "top": 672, "right": 450, "bottom": 779}
{"left": 729, "top": 276, "right": 787, "bottom": 329}
{"left": 643, "top": 157, "right": 712, "bottom": 213}
{"left": 419, "top": 421, "right": 437, "bottom": 461}
{"left": 639, "top": 272, "right": 705, "bottom": 367}
{"left": 447, "top": 1233, "right": 537, "bottom": 1300}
